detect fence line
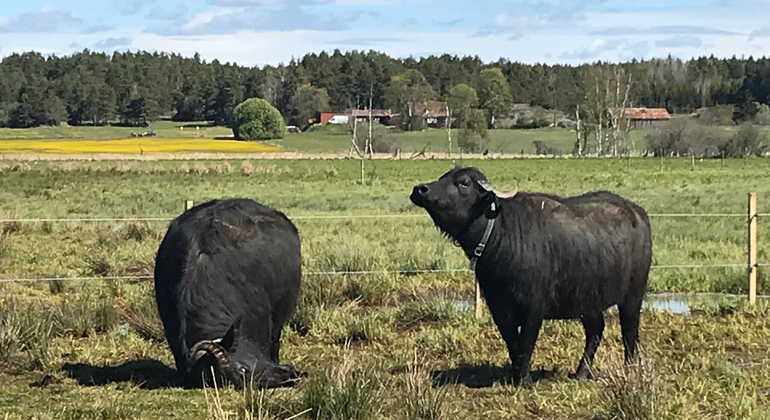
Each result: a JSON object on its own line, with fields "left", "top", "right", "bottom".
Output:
{"left": 0, "top": 263, "right": 754, "bottom": 283}
{"left": 0, "top": 196, "right": 765, "bottom": 309}
{"left": 2, "top": 213, "right": 769, "bottom": 224}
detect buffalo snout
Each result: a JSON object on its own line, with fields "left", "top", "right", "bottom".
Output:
{"left": 410, "top": 183, "right": 431, "bottom": 207}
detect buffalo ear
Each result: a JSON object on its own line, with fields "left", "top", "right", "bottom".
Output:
{"left": 220, "top": 317, "right": 241, "bottom": 351}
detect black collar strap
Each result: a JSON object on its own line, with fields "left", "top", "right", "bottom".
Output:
{"left": 469, "top": 215, "right": 495, "bottom": 272}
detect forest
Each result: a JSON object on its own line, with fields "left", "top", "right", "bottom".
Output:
{"left": 0, "top": 48, "right": 769, "bottom": 130}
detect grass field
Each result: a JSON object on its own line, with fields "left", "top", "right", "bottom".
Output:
{"left": 0, "top": 120, "right": 649, "bottom": 155}
{"left": 0, "top": 121, "right": 233, "bottom": 141}
{"left": 0, "top": 138, "right": 282, "bottom": 155}
{"left": 1, "top": 157, "right": 769, "bottom": 419}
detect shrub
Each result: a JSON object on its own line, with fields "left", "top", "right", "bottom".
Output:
{"left": 457, "top": 129, "right": 487, "bottom": 153}
{"left": 354, "top": 122, "right": 400, "bottom": 153}
{"left": 645, "top": 118, "right": 726, "bottom": 157}
{"left": 515, "top": 117, "right": 552, "bottom": 129}
{"left": 696, "top": 104, "right": 736, "bottom": 126}
{"left": 719, "top": 123, "right": 768, "bottom": 157}
{"left": 756, "top": 103, "right": 770, "bottom": 126}
{"left": 231, "top": 98, "right": 285, "bottom": 141}
{"left": 463, "top": 109, "right": 488, "bottom": 138}
{"left": 533, "top": 140, "right": 561, "bottom": 155}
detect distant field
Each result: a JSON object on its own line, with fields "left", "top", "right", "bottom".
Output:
{"left": 275, "top": 126, "right": 649, "bottom": 155}
{"left": 0, "top": 120, "right": 652, "bottom": 155}
{"left": 0, "top": 121, "right": 232, "bottom": 141}
{"left": 0, "top": 138, "right": 281, "bottom": 155}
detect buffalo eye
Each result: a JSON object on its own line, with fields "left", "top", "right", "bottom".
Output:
{"left": 458, "top": 180, "right": 470, "bottom": 189}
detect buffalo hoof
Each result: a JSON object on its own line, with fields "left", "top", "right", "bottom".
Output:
{"left": 274, "top": 364, "right": 306, "bottom": 386}
{"left": 511, "top": 374, "right": 533, "bottom": 389}
{"left": 568, "top": 370, "right": 594, "bottom": 381}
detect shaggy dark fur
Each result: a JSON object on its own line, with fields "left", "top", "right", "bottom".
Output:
{"left": 154, "top": 198, "right": 304, "bottom": 389}
{"left": 410, "top": 167, "right": 652, "bottom": 387}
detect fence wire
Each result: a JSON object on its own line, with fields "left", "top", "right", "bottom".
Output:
{"left": 0, "top": 263, "right": 755, "bottom": 283}
{"left": 1, "top": 213, "right": 769, "bottom": 223}
{"left": 0, "top": 212, "right": 763, "bottom": 287}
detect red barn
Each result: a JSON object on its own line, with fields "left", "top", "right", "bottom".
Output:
{"left": 621, "top": 108, "right": 671, "bottom": 128}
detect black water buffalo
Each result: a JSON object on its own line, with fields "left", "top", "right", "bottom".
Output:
{"left": 410, "top": 167, "right": 652, "bottom": 387}
{"left": 154, "top": 198, "right": 304, "bottom": 389}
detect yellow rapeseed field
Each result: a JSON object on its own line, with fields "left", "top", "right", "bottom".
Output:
{"left": 0, "top": 138, "right": 282, "bottom": 154}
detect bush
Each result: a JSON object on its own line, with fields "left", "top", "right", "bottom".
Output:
{"left": 696, "top": 105, "right": 736, "bottom": 126}
{"left": 533, "top": 140, "right": 561, "bottom": 155}
{"left": 354, "top": 122, "right": 400, "bottom": 153}
{"left": 231, "top": 98, "right": 285, "bottom": 141}
{"left": 645, "top": 119, "right": 726, "bottom": 157}
{"left": 719, "top": 123, "right": 768, "bottom": 158}
{"left": 514, "top": 117, "right": 552, "bottom": 129}
{"left": 755, "top": 103, "right": 770, "bottom": 126}
{"left": 463, "top": 109, "right": 488, "bottom": 138}
{"left": 457, "top": 129, "right": 487, "bottom": 153}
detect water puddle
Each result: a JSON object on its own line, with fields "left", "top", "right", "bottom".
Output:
{"left": 431, "top": 291, "right": 758, "bottom": 317}
{"left": 644, "top": 296, "right": 691, "bottom": 315}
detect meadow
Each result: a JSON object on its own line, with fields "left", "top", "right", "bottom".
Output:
{"left": 1, "top": 157, "right": 770, "bottom": 419}
{"left": 0, "top": 120, "right": 645, "bottom": 156}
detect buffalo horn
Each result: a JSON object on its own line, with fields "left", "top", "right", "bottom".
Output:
{"left": 188, "top": 340, "right": 231, "bottom": 368}
{"left": 477, "top": 180, "right": 517, "bottom": 199}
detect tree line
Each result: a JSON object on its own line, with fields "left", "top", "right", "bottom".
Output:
{"left": 1, "top": 49, "right": 769, "bottom": 131}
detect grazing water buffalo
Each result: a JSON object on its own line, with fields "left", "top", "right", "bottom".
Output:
{"left": 154, "top": 198, "right": 304, "bottom": 389}
{"left": 410, "top": 167, "right": 652, "bottom": 387}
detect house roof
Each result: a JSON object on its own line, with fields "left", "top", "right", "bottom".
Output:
{"left": 350, "top": 108, "right": 393, "bottom": 118}
{"left": 415, "top": 100, "right": 448, "bottom": 118}
{"left": 621, "top": 108, "right": 671, "bottom": 121}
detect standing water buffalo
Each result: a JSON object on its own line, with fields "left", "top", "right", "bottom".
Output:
{"left": 410, "top": 167, "right": 652, "bottom": 387}
{"left": 154, "top": 198, "right": 305, "bottom": 389}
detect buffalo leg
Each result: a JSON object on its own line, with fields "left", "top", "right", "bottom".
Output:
{"left": 618, "top": 299, "right": 643, "bottom": 364}
{"left": 269, "top": 321, "right": 282, "bottom": 363}
{"left": 486, "top": 305, "right": 522, "bottom": 384}
{"left": 510, "top": 312, "right": 543, "bottom": 387}
{"left": 573, "top": 313, "right": 604, "bottom": 380}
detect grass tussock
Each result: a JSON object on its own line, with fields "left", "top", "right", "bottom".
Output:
{"left": 394, "top": 293, "right": 459, "bottom": 331}
{"left": 57, "top": 395, "right": 139, "bottom": 420}
{"left": 120, "top": 285, "right": 165, "bottom": 343}
{"left": 299, "top": 351, "right": 383, "bottom": 420}
{"left": 598, "top": 357, "right": 679, "bottom": 420}
{"left": 402, "top": 352, "right": 448, "bottom": 420}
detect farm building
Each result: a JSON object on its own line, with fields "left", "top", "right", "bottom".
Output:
{"left": 317, "top": 112, "right": 350, "bottom": 125}
{"left": 350, "top": 108, "right": 394, "bottom": 125}
{"left": 620, "top": 107, "right": 671, "bottom": 128}
{"left": 415, "top": 101, "right": 450, "bottom": 128}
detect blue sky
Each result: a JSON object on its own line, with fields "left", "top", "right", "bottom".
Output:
{"left": 0, "top": 0, "right": 768, "bottom": 67}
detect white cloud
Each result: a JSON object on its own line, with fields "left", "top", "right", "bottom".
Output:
{"left": 591, "top": 26, "right": 735, "bottom": 36}
{"left": 147, "top": 5, "right": 190, "bottom": 21}
{"left": 93, "top": 37, "right": 132, "bottom": 51}
{"left": 0, "top": 6, "right": 82, "bottom": 34}
{"left": 478, "top": 0, "right": 600, "bottom": 37}
{"left": 147, "top": 3, "right": 361, "bottom": 36}
{"left": 560, "top": 38, "right": 642, "bottom": 60}
{"left": 121, "top": 0, "right": 158, "bottom": 16}
{"left": 654, "top": 35, "right": 703, "bottom": 49}
{"left": 749, "top": 28, "right": 770, "bottom": 40}
{"left": 81, "top": 25, "right": 114, "bottom": 34}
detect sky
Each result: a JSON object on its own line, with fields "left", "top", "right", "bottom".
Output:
{"left": 0, "top": 0, "right": 769, "bottom": 67}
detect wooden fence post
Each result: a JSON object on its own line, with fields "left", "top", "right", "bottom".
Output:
{"left": 185, "top": 200, "right": 194, "bottom": 212}
{"left": 475, "top": 282, "right": 482, "bottom": 319}
{"left": 748, "top": 192, "right": 757, "bottom": 304}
